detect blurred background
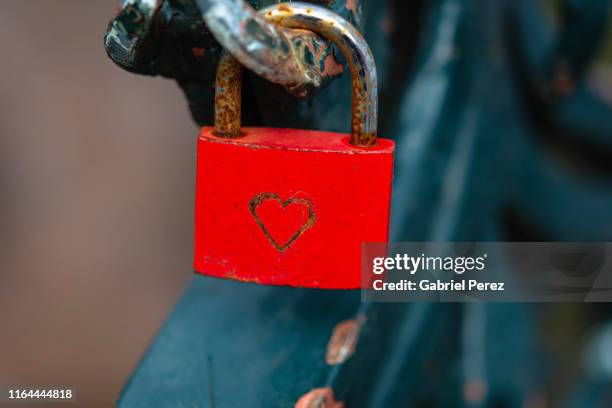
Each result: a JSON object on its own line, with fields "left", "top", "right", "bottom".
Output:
{"left": 0, "top": 1, "right": 196, "bottom": 405}
{"left": 1, "top": 0, "right": 612, "bottom": 407}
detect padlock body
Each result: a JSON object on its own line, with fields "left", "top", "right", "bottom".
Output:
{"left": 194, "top": 127, "right": 394, "bottom": 289}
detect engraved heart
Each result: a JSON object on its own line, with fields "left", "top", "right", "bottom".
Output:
{"left": 249, "top": 193, "right": 316, "bottom": 252}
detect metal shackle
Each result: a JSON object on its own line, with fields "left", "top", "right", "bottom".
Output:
{"left": 213, "top": 2, "right": 378, "bottom": 147}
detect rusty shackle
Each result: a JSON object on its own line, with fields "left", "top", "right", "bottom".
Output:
{"left": 213, "top": 2, "right": 378, "bottom": 147}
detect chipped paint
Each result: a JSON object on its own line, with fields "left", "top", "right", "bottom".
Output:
{"left": 344, "top": 0, "right": 362, "bottom": 26}
{"left": 295, "top": 387, "right": 344, "bottom": 408}
{"left": 224, "top": 270, "right": 263, "bottom": 284}
{"left": 104, "top": 0, "right": 366, "bottom": 109}
{"left": 325, "top": 315, "right": 365, "bottom": 365}
{"left": 322, "top": 54, "right": 344, "bottom": 77}
{"left": 345, "top": 0, "right": 357, "bottom": 14}
{"left": 202, "top": 0, "right": 322, "bottom": 96}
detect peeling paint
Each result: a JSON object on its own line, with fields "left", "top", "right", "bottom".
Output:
{"left": 104, "top": 0, "right": 367, "bottom": 123}
{"left": 325, "top": 315, "right": 365, "bottom": 365}
{"left": 295, "top": 387, "right": 344, "bottom": 408}
{"left": 322, "top": 54, "right": 344, "bottom": 77}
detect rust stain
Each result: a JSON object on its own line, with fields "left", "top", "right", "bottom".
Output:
{"left": 214, "top": 54, "right": 243, "bottom": 138}
{"left": 225, "top": 270, "right": 262, "bottom": 284}
{"left": 325, "top": 316, "right": 365, "bottom": 365}
{"left": 212, "top": 1, "right": 376, "bottom": 146}
{"left": 295, "top": 387, "right": 344, "bottom": 408}
{"left": 192, "top": 47, "right": 206, "bottom": 60}
{"left": 347, "top": 63, "right": 377, "bottom": 147}
{"left": 249, "top": 193, "right": 316, "bottom": 253}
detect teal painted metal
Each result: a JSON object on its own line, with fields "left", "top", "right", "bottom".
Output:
{"left": 108, "top": 0, "right": 612, "bottom": 406}
{"left": 118, "top": 278, "right": 461, "bottom": 407}
{"left": 568, "top": 323, "right": 612, "bottom": 407}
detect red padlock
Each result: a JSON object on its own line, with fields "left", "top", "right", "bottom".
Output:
{"left": 194, "top": 4, "right": 394, "bottom": 289}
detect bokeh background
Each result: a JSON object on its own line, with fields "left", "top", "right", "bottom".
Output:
{"left": 0, "top": 1, "right": 196, "bottom": 405}
{"left": 1, "top": 0, "right": 612, "bottom": 407}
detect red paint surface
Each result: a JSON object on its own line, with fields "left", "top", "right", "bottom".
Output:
{"left": 194, "top": 127, "right": 394, "bottom": 289}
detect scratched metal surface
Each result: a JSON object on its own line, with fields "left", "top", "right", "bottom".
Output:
{"left": 110, "top": 0, "right": 612, "bottom": 406}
